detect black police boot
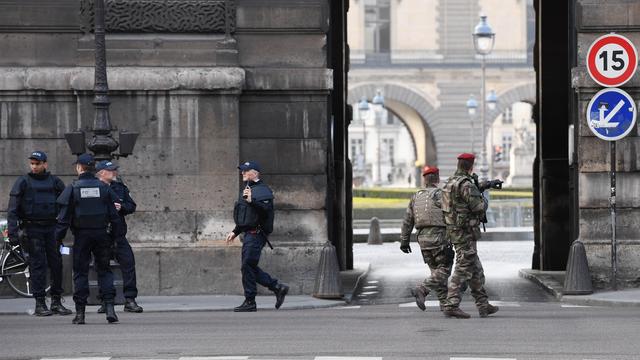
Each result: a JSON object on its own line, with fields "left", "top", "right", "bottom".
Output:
{"left": 97, "top": 303, "right": 105, "bottom": 314}
{"left": 34, "top": 297, "right": 53, "bottom": 316}
{"left": 413, "top": 285, "right": 428, "bottom": 311}
{"left": 273, "top": 283, "right": 289, "bottom": 310}
{"left": 124, "top": 298, "right": 143, "bottom": 313}
{"left": 104, "top": 302, "right": 119, "bottom": 323}
{"left": 234, "top": 299, "right": 257, "bottom": 312}
{"left": 50, "top": 296, "right": 72, "bottom": 315}
{"left": 72, "top": 305, "right": 85, "bottom": 325}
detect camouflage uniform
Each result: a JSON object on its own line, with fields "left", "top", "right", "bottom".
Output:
{"left": 441, "top": 170, "right": 491, "bottom": 312}
{"left": 400, "top": 185, "right": 454, "bottom": 307}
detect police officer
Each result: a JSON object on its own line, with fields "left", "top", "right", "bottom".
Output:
{"left": 441, "top": 153, "right": 498, "bottom": 319}
{"left": 225, "top": 161, "right": 289, "bottom": 312}
{"left": 95, "top": 160, "right": 143, "bottom": 313}
{"left": 55, "top": 153, "right": 122, "bottom": 324}
{"left": 400, "top": 166, "right": 454, "bottom": 312}
{"left": 6, "top": 151, "right": 72, "bottom": 316}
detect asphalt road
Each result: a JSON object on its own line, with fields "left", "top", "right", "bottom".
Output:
{"left": 0, "top": 302, "right": 638, "bottom": 360}
{"left": 1, "top": 241, "right": 637, "bottom": 360}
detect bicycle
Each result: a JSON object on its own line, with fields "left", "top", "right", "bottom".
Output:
{"left": 1, "top": 220, "right": 50, "bottom": 297}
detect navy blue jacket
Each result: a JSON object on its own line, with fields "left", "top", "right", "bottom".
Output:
{"left": 6, "top": 172, "right": 65, "bottom": 238}
{"left": 55, "top": 172, "right": 122, "bottom": 241}
{"left": 110, "top": 179, "right": 136, "bottom": 236}
{"left": 232, "top": 180, "right": 274, "bottom": 236}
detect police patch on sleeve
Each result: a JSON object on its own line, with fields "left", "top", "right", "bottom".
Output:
{"left": 80, "top": 187, "right": 100, "bottom": 198}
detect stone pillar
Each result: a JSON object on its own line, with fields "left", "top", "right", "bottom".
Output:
{"left": 572, "top": 0, "right": 640, "bottom": 289}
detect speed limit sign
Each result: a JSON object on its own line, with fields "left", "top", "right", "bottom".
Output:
{"left": 587, "top": 33, "right": 638, "bottom": 87}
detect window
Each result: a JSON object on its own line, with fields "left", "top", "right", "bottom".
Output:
{"left": 502, "top": 134, "right": 512, "bottom": 162}
{"left": 382, "top": 138, "right": 395, "bottom": 166}
{"left": 351, "top": 138, "right": 364, "bottom": 157}
{"left": 503, "top": 107, "right": 513, "bottom": 124}
{"left": 365, "top": 0, "right": 391, "bottom": 56}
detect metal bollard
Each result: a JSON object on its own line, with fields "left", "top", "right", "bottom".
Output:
{"left": 312, "top": 241, "right": 343, "bottom": 299}
{"left": 563, "top": 240, "right": 593, "bottom": 295}
{"left": 367, "top": 217, "right": 383, "bottom": 245}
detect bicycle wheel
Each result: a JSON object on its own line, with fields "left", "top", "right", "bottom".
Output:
{"left": 1, "top": 248, "right": 38, "bottom": 297}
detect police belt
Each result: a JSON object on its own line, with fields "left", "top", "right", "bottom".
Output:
{"left": 21, "top": 219, "right": 57, "bottom": 227}
{"left": 245, "top": 228, "right": 274, "bottom": 250}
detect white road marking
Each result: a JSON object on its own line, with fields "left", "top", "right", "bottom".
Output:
{"left": 179, "top": 357, "right": 250, "bottom": 360}
{"left": 451, "top": 358, "right": 517, "bottom": 360}
{"left": 41, "top": 358, "right": 111, "bottom": 360}
{"left": 398, "top": 300, "right": 439, "bottom": 308}
{"left": 490, "top": 301, "right": 521, "bottom": 307}
{"left": 359, "top": 291, "right": 379, "bottom": 295}
{"left": 366, "top": 280, "right": 379, "bottom": 284}
{"left": 561, "top": 304, "right": 591, "bottom": 308}
{"left": 316, "top": 357, "right": 383, "bottom": 360}
{"left": 362, "top": 286, "right": 378, "bottom": 290}
{"left": 337, "top": 305, "right": 362, "bottom": 309}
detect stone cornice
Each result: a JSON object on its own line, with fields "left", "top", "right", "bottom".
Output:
{"left": 0, "top": 67, "right": 245, "bottom": 92}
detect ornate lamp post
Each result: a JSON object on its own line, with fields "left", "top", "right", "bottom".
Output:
{"left": 65, "top": 0, "right": 138, "bottom": 161}
{"left": 466, "top": 94, "right": 478, "bottom": 154}
{"left": 472, "top": 15, "right": 495, "bottom": 181}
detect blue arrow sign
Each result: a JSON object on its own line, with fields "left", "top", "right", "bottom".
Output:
{"left": 587, "top": 88, "right": 637, "bottom": 141}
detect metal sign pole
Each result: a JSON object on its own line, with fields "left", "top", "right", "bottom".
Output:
{"left": 610, "top": 140, "right": 617, "bottom": 290}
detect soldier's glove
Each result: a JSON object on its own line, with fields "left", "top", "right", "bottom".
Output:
{"left": 400, "top": 242, "right": 412, "bottom": 253}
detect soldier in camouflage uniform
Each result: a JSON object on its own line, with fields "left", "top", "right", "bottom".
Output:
{"left": 440, "top": 153, "right": 498, "bottom": 319}
{"left": 400, "top": 166, "right": 454, "bottom": 311}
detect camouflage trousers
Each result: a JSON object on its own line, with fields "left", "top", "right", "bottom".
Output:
{"left": 444, "top": 229, "right": 489, "bottom": 310}
{"left": 417, "top": 227, "right": 454, "bottom": 306}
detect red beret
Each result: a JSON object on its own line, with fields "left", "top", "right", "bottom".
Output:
{"left": 457, "top": 153, "right": 476, "bottom": 161}
{"left": 422, "top": 166, "right": 439, "bottom": 176}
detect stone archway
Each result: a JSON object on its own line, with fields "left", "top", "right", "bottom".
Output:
{"left": 348, "top": 83, "right": 438, "bottom": 167}
{"left": 487, "top": 82, "right": 536, "bottom": 127}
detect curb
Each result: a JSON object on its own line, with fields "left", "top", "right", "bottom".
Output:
{"left": 343, "top": 263, "right": 371, "bottom": 304}
{"left": 519, "top": 268, "right": 640, "bottom": 307}
{"left": 518, "top": 269, "right": 563, "bottom": 300}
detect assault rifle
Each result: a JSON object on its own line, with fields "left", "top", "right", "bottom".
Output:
{"left": 471, "top": 173, "right": 503, "bottom": 232}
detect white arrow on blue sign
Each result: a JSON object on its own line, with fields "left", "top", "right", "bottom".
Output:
{"left": 587, "top": 88, "right": 637, "bottom": 141}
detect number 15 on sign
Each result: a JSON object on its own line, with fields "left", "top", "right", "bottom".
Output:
{"left": 587, "top": 33, "right": 638, "bottom": 87}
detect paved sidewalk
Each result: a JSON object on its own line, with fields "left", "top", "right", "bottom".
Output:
{"left": 0, "top": 294, "right": 346, "bottom": 315}
{"left": 520, "top": 268, "right": 640, "bottom": 307}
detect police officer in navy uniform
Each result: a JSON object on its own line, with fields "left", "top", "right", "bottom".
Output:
{"left": 95, "top": 160, "right": 143, "bottom": 313}
{"left": 225, "top": 161, "right": 289, "bottom": 312}
{"left": 55, "top": 153, "right": 122, "bottom": 324}
{"left": 6, "top": 151, "right": 72, "bottom": 316}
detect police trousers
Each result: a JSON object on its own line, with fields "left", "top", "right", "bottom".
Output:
{"left": 72, "top": 229, "right": 115, "bottom": 306}
{"left": 241, "top": 232, "right": 278, "bottom": 299}
{"left": 98, "top": 235, "right": 138, "bottom": 300}
{"left": 25, "top": 225, "right": 64, "bottom": 298}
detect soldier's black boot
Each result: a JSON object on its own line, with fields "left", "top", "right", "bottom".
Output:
{"left": 72, "top": 305, "right": 85, "bottom": 324}
{"left": 104, "top": 302, "right": 119, "bottom": 323}
{"left": 124, "top": 298, "right": 144, "bottom": 313}
{"left": 50, "top": 295, "right": 72, "bottom": 315}
{"left": 234, "top": 299, "right": 257, "bottom": 312}
{"left": 97, "top": 303, "right": 105, "bottom": 313}
{"left": 273, "top": 283, "right": 289, "bottom": 309}
{"left": 34, "top": 297, "right": 53, "bottom": 316}
{"left": 413, "top": 285, "right": 428, "bottom": 311}
{"left": 443, "top": 307, "right": 471, "bottom": 319}
{"left": 479, "top": 303, "right": 499, "bottom": 318}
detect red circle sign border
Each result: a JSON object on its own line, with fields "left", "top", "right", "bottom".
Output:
{"left": 587, "top": 33, "right": 638, "bottom": 87}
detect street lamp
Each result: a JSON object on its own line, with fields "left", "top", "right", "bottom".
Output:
{"left": 473, "top": 14, "right": 495, "bottom": 181}
{"left": 65, "top": 0, "right": 138, "bottom": 161}
{"left": 466, "top": 95, "right": 478, "bottom": 154}
{"left": 358, "top": 97, "right": 370, "bottom": 179}
{"left": 486, "top": 89, "right": 498, "bottom": 111}
{"left": 372, "top": 89, "right": 385, "bottom": 106}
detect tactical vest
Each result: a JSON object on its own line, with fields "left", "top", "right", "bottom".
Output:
{"left": 20, "top": 175, "right": 58, "bottom": 221}
{"left": 412, "top": 188, "right": 445, "bottom": 228}
{"left": 441, "top": 175, "right": 474, "bottom": 227}
{"left": 71, "top": 178, "right": 108, "bottom": 229}
{"left": 233, "top": 182, "right": 275, "bottom": 234}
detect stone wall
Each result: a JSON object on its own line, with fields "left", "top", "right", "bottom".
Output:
{"left": 0, "top": 0, "right": 334, "bottom": 295}
{"left": 573, "top": 0, "right": 640, "bottom": 288}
